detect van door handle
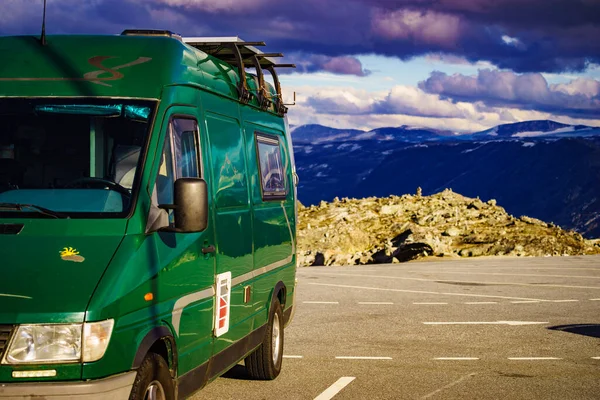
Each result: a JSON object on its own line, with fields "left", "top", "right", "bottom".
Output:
{"left": 202, "top": 245, "right": 216, "bottom": 254}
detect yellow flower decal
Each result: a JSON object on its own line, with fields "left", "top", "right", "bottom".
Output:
{"left": 60, "top": 247, "right": 79, "bottom": 257}
{"left": 60, "top": 247, "right": 85, "bottom": 263}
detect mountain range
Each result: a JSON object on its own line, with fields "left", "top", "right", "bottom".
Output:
{"left": 292, "top": 120, "right": 600, "bottom": 238}
{"left": 292, "top": 120, "right": 600, "bottom": 143}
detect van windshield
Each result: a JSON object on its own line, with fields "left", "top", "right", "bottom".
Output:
{"left": 0, "top": 98, "right": 156, "bottom": 218}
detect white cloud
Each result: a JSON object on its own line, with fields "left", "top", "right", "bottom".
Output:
{"left": 377, "top": 85, "right": 466, "bottom": 118}
{"left": 501, "top": 35, "right": 521, "bottom": 46}
{"left": 285, "top": 81, "right": 600, "bottom": 134}
{"left": 420, "top": 69, "right": 600, "bottom": 117}
{"left": 551, "top": 77, "right": 600, "bottom": 97}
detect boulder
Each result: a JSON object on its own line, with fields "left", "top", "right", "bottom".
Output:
{"left": 393, "top": 243, "right": 434, "bottom": 262}
{"left": 311, "top": 252, "right": 325, "bottom": 266}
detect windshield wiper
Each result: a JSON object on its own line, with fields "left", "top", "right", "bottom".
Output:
{"left": 0, "top": 203, "right": 69, "bottom": 219}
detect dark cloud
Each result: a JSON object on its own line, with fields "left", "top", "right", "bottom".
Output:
{"left": 419, "top": 70, "right": 600, "bottom": 117}
{"left": 283, "top": 54, "right": 370, "bottom": 76}
{"left": 1, "top": 0, "right": 599, "bottom": 74}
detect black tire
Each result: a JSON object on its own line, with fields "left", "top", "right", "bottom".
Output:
{"left": 245, "top": 298, "right": 284, "bottom": 380}
{"left": 129, "top": 353, "right": 175, "bottom": 400}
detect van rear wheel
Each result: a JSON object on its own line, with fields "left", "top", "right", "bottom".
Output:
{"left": 245, "top": 298, "right": 284, "bottom": 380}
{"left": 129, "top": 353, "right": 175, "bottom": 400}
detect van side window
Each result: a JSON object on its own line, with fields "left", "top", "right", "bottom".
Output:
{"left": 173, "top": 119, "right": 200, "bottom": 179}
{"left": 154, "top": 117, "right": 201, "bottom": 207}
{"left": 256, "top": 133, "right": 287, "bottom": 200}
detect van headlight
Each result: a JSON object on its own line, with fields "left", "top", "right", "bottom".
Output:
{"left": 2, "top": 320, "right": 114, "bottom": 364}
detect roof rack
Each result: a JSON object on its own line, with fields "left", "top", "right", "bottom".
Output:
{"left": 121, "top": 29, "right": 182, "bottom": 41}
{"left": 184, "top": 36, "right": 296, "bottom": 115}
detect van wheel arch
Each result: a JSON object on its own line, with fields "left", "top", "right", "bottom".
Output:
{"left": 271, "top": 281, "right": 287, "bottom": 311}
{"left": 132, "top": 326, "right": 178, "bottom": 378}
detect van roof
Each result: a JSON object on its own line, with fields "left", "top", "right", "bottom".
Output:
{"left": 0, "top": 34, "right": 291, "bottom": 115}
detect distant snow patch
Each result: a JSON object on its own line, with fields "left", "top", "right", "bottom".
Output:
{"left": 337, "top": 143, "right": 362, "bottom": 151}
{"left": 584, "top": 213, "right": 600, "bottom": 227}
{"left": 485, "top": 127, "right": 498, "bottom": 136}
{"left": 354, "top": 132, "right": 377, "bottom": 140}
{"left": 462, "top": 143, "right": 487, "bottom": 153}
{"left": 313, "top": 133, "right": 351, "bottom": 144}
{"left": 513, "top": 126, "right": 575, "bottom": 138}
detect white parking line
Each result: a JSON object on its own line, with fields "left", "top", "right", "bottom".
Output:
{"left": 408, "top": 270, "right": 600, "bottom": 280}
{"left": 314, "top": 377, "right": 355, "bottom": 400}
{"left": 357, "top": 301, "right": 394, "bottom": 305}
{"left": 551, "top": 299, "right": 579, "bottom": 303}
{"left": 510, "top": 300, "right": 540, "bottom": 304}
{"left": 424, "top": 321, "right": 548, "bottom": 326}
{"left": 303, "top": 301, "right": 339, "bottom": 304}
{"left": 592, "top": 357, "right": 600, "bottom": 360}
{"left": 406, "top": 266, "right": 600, "bottom": 272}
{"left": 433, "top": 357, "right": 479, "bottom": 361}
{"left": 590, "top": 298, "right": 600, "bottom": 301}
{"left": 308, "top": 272, "right": 600, "bottom": 290}
{"left": 420, "top": 373, "right": 477, "bottom": 399}
{"left": 464, "top": 301, "right": 498, "bottom": 304}
{"left": 308, "top": 282, "right": 549, "bottom": 302}
{"left": 283, "top": 355, "right": 303, "bottom": 359}
{"left": 414, "top": 302, "right": 448, "bottom": 305}
{"left": 335, "top": 356, "right": 393, "bottom": 360}
{"left": 508, "top": 357, "right": 562, "bottom": 360}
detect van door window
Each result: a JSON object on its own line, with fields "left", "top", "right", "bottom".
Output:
{"left": 154, "top": 117, "right": 200, "bottom": 207}
{"left": 256, "top": 133, "right": 287, "bottom": 200}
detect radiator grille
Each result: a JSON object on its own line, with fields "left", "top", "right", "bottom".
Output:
{"left": 0, "top": 325, "right": 14, "bottom": 359}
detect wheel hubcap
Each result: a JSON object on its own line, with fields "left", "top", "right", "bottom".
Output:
{"left": 144, "top": 380, "right": 166, "bottom": 400}
{"left": 272, "top": 312, "right": 281, "bottom": 365}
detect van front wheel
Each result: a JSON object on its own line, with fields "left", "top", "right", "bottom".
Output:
{"left": 129, "top": 353, "right": 175, "bottom": 400}
{"left": 245, "top": 298, "right": 284, "bottom": 380}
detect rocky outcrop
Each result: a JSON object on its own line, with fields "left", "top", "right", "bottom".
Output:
{"left": 297, "top": 189, "right": 600, "bottom": 267}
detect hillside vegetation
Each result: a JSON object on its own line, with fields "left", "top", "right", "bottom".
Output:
{"left": 297, "top": 189, "right": 600, "bottom": 267}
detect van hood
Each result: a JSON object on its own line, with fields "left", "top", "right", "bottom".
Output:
{"left": 0, "top": 219, "right": 126, "bottom": 324}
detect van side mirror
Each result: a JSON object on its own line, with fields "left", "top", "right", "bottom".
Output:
{"left": 173, "top": 178, "right": 208, "bottom": 233}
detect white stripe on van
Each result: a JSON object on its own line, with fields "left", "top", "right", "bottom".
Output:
{"left": 172, "top": 287, "right": 215, "bottom": 336}
{"left": 232, "top": 254, "right": 294, "bottom": 287}
{"left": 171, "top": 203, "right": 296, "bottom": 336}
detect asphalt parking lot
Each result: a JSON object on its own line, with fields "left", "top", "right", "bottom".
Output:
{"left": 197, "top": 255, "right": 600, "bottom": 399}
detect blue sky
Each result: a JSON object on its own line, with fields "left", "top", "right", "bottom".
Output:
{"left": 1, "top": 0, "right": 599, "bottom": 133}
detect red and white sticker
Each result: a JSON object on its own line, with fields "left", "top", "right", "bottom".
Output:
{"left": 214, "top": 272, "right": 231, "bottom": 337}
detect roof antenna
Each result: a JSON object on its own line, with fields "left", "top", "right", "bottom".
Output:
{"left": 40, "top": 0, "right": 47, "bottom": 45}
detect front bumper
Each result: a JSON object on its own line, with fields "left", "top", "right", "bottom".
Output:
{"left": 0, "top": 371, "right": 136, "bottom": 400}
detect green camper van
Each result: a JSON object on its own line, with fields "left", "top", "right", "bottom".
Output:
{"left": 0, "top": 30, "right": 298, "bottom": 399}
